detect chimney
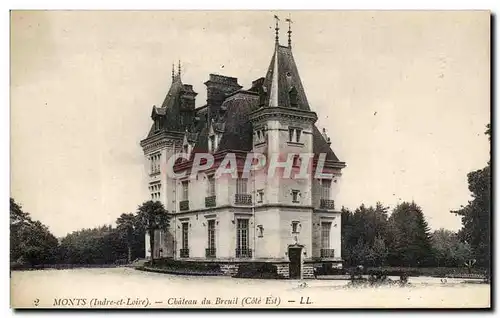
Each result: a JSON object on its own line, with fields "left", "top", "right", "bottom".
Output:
{"left": 204, "top": 74, "right": 242, "bottom": 121}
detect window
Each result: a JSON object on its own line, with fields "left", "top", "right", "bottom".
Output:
{"left": 295, "top": 129, "right": 302, "bottom": 143}
{"left": 292, "top": 190, "right": 300, "bottom": 203}
{"left": 182, "top": 181, "right": 189, "bottom": 201}
{"left": 207, "top": 175, "right": 216, "bottom": 197}
{"left": 236, "top": 219, "right": 249, "bottom": 254}
{"left": 154, "top": 119, "right": 160, "bottom": 131}
{"left": 183, "top": 144, "right": 189, "bottom": 154}
{"left": 150, "top": 153, "right": 161, "bottom": 174}
{"left": 236, "top": 178, "right": 248, "bottom": 195}
{"left": 293, "top": 155, "right": 301, "bottom": 167}
{"left": 288, "top": 128, "right": 302, "bottom": 143}
{"left": 289, "top": 86, "right": 298, "bottom": 107}
{"left": 150, "top": 184, "right": 161, "bottom": 201}
{"left": 257, "top": 189, "right": 264, "bottom": 203}
{"left": 292, "top": 221, "right": 300, "bottom": 234}
{"left": 321, "top": 179, "right": 332, "bottom": 200}
{"left": 254, "top": 128, "right": 267, "bottom": 145}
{"left": 209, "top": 135, "right": 216, "bottom": 152}
{"left": 207, "top": 219, "right": 216, "bottom": 251}
{"left": 321, "top": 222, "right": 331, "bottom": 249}
{"left": 182, "top": 222, "right": 189, "bottom": 250}
{"left": 257, "top": 225, "right": 264, "bottom": 238}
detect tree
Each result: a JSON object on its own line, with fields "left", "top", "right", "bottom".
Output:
{"left": 10, "top": 198, "right": 59, "bottom": 266}
{"left": 370, "top": 235, "right": 388, "bottom": 267}
{"left": 116, "top": 213, "right": 136, "bottom": 263}
{"left": 452, "top": 124, "right": 491, "bottom": 269}
{"left": 341, "top": 203, "right": 389, "bottom": 267}
{"left": 431, "top": 228, "right": 472, "bottom": 267}
{"left": 387, "top": 202, "right": 434, "bottom": 267}
{"left": 136, "top": 201, "right": 170, "bottom": 264}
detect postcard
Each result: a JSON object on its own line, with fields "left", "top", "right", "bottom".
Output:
{"left": 10, "top": 10, "right": 491, "bottom": 309}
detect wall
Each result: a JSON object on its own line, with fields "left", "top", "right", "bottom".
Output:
{"left": 311, "top": 211, "right": 342, "bottom": 260}
{"left": 254, "top": 207, "right": 281, "bottom": 258}
{"left": 279, "top": 208, "right": 313, "bottom": 259}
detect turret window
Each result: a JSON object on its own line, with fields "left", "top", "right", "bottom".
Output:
{"left": 149, "top": 183, "right": 161, "bottom": 201}
{"left": 149, "top": 153, "right": 161, "bottom": 174}
{"left": 288, "top": 128, "right": 302, "bottom": 143}
{"left": 254, "top": 127, "right": 267, "bottom": 145}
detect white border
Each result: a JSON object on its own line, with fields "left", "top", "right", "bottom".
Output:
{"left": 2, "top": 1, "right": 497, "bottom": 317}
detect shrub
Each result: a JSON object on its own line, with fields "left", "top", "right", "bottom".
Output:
{"left": 234, "top": 263, "right": 285, "bottom": 279}
{"left": 147, "top": 258, "right": 221, "bottom": 274}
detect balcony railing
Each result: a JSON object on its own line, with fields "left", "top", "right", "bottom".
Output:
{"left": 205, "top": 196, "right": 216, "bottom": 208}
{"left": 235, "top": 194, "right": 252, "bottom": 205}
{"left": 320, "top": 249, "right": 335, "bottom": 258}
{"left": 179, "top": 200, "right": 189, "bottom": 211}
{"left": 235, "top": 248, "right": 252, "bottom": 258}
{"left": 205, "top": 248, "right": 216, "bottom": 258}
{"left": 180, "top": 249, "right": 189, "bottom": 258}
{"left": 320, "top": 199, "right": 335, "bottom": 210}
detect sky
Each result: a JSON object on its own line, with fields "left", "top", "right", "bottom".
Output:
{"left": 10, "top": 11, "right": 490, "bottom": 237}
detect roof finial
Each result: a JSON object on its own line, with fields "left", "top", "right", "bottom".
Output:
{"left": 274, "top": 15, "right": 280, "bottom": 45}
{"left": 178, "top": 60, "right": 181, "bottom": 77}
{"left": 286, "top": 15, "right": 293, "bottom": 48}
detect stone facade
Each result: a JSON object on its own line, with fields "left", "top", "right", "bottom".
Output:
{"left": 139, "top": 24, "right": 346, "bottom": 279}
{"left": 275, "top": 263, "right": 290, "bottom": 278}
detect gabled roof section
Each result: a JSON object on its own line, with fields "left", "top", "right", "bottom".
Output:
{"left": 159, "top": 73, "right": 184, "bottom": 130}
{"left": 262, "top": 45, "right": 310, "bottom": 110}
{"left": 312, "top": 125, "right": 339, "bottom": 162}
{"left": 146, "top": 72, "right": 198, "bottom": 138}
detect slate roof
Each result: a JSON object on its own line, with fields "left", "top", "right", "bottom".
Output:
{"left": 146, "top": 74, "right": 196, "bottom": 138}
{"left": 143, "top": 42, "right": 343, "bottom": 165}
{"left": 263, "top": 45, "right": 310, "bottom": 110}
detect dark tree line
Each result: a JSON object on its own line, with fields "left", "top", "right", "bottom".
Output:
{"left": 10, "top": 199, "right": 169, "bottom": 268}
{"left": 341, "top": 201, "right": 473, "bottom": 268}
{"left": 452, "top": 124, "right": 491, "bottom": 269}
{"left": 341, "top": 124, "right": 490, "bottom": 270}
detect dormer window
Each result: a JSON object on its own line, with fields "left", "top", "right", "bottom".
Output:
{"left": 183, "top": 144, "right": 189, "bottom": 154}
{"left": 154, "top": 119, "right": 161, "bottom": 132}
{"left": 289, "top": 86, "right": 298, "bottom": 108}
{"left": 209, "top": 135, "right": 216, "bottom": 153}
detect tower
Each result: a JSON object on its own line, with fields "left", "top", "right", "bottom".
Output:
{"left": 140, "top": 63, "right": 197, "bottom": 259}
